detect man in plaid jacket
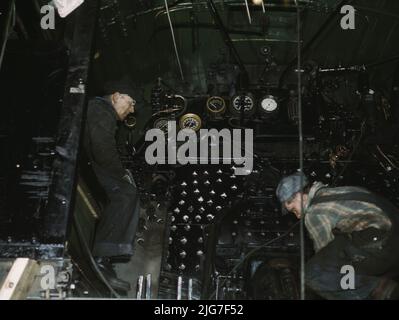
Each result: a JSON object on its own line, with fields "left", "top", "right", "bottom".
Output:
{"left": 276, "top": 172, "right": 399, "bottom": 299}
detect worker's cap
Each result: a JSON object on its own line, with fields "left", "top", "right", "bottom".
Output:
{"left": 103, "top": 76, "right": 144, "bottom": 111}
{"left": 276, "top": 172, "right": 308, "bottom": 215}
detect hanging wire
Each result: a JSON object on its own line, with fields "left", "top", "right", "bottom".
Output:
{"left": 164, "top": 0, "right": 185, "bottom": 82}
{"left": 294, "top": 0, "right": 306, "bottom": 301}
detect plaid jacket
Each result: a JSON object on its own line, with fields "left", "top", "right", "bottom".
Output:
{"left": 304, "top": 182, "right": 392, "bottom": 252}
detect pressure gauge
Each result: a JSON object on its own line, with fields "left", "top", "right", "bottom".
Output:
{"left": 179, "top": 113, "right": 202, "bottom": 132}
{"left": 206, "top": 96, "right": 226, "bottom": 114}
{"left": 230, "top": 94, "right": 255, "bottom": 115}
{"left": 171, "top": 94, "right": 187, "bottom": 117}
{"left": 124, "top": 113, "right": 137, "bottom": 128}
{"left": 260, "top": 95, "right": 278, "bottom": 113}
{"left": 153, "top": 117, "right": 170, "bottom": 134}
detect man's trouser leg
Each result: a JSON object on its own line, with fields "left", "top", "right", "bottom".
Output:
{"left": 305, "top": 234, "right": 382, "bottom": 299}
{"left": 92, "top": 171, "right": 140, "bottom": 258}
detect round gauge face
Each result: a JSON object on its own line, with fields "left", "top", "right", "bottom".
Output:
{"left": 179, "top": 113, "right": 202, "bottom": 132}
{"left": 206, "top": 96, "right": 226, "bottom": 114}
{"left": 172, "top": 95, "right": 187, "bottom": 116}
{"left": 232, "top": 95, "right": 254, "bottom": 113}
{"left": 153, "top": 117, "right": 170, "bottom": 134}
{"left": 261, "top": 96, "right": 278, "bottom": 112}
{"left": 124, "top": 114, "right": 137, "bottom": 128}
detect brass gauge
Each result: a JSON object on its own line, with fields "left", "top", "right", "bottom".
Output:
{"left": 179, "top": 113, "right": 202, "bottom": 132}
{"left": 206, "top": 96, "right": 226, "bottom": 114}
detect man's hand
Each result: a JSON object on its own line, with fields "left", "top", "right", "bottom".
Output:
{"left": 123, "top": 169, "right": 135, "bottom": 185}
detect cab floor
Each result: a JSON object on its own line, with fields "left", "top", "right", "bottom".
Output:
{"left": 114, "top": 206, "right": 167, "bottom": 299}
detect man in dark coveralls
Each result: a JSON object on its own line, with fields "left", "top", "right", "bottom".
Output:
{"left": 84, "top": 80, "right": 140, "bottom": 291}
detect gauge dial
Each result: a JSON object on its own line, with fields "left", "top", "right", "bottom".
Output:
{"left": 261, "top": 95, "right": 278, "bottom": 113}
{"left": 231, "top": 95, "right": 254, "bottom": 114}
{"left": 206, "top": 96, "right": 226, "bottom": 114}
{"left": 171, "top": 95, "right": 187, "bottom": 116}
{"left": 124, "top": 113, "right": 137, "bottom": 128}
{"left": 179, "top": 113, "right": 202, "bottom": 132}
{"left": 153, "top": 117, "right": 170, "bottom": 134}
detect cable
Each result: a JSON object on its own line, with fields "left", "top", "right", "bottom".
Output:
{"left": 208, "top": 220, "right": 300, "bottom": 300}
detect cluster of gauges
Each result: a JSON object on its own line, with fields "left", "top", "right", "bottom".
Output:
{"left": 206, "top": 94, "right": 279, "bottom": 117}
{"left": 154, "top": 114, "right": 202, "bottom": 133}
{"left": 153, "top": 94, "right": 280, "bottom": 133}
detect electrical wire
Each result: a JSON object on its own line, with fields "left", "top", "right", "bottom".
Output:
{"left": 208, "top": 220, "right": 300, "bottom": 299}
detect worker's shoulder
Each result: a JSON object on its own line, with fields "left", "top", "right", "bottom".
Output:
{"left": 87, "top": 97, "right": 115, "bottom": 119}
{"left": 318, "top": 185, "right": 371, "bottom": 197}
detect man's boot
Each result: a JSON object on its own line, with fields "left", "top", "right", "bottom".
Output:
{"left": 94, "top": 257, "right": 131, "bottom": 292}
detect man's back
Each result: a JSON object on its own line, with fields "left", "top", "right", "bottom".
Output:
{"left": 84, "top": 97, "right": 126, "bottom": 180}
{"left": 305, "top": 182, "right": 392, "bottom": 251}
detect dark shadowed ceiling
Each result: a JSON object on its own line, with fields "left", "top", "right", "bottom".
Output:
{"left": 91, "top": 0, "right": 399, "bottom": 94}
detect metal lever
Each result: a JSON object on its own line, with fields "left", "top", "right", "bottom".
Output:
{"left": 188, "top": 278, "right": 193, "bottom": 300}
{"left": 145, "top": 274, "right": 152, "bottom": 299}
{"left": 164, "top": 0, "right": 185, "bottom": 81}
{"left": 136, "top": 275, "right": 144, "bottom": 299}
{"left": 177, "top": 276, "right": 183, "bottom": 300}
{"left": 244, "top": 0, "right": 252, "bottom": 24}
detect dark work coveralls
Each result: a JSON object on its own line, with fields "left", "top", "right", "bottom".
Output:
{"left": 84, "top": 97, "right": 140, "bottom": 258}
{"left": 305, "top": 192, "right": 399, "bottom": 299}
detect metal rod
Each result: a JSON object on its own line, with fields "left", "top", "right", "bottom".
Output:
{"left": 261, "top": 0, "right": 266, "bottom": 13}
{"left": 137, "top": 275, "right": 144, "bottom": 299}
{"left": 294, "top": 0, "right": 305, "bottom": 301}
{"left": 128, "top": 0, "right": 313, "bottom": 19}
{"left": 0, "top": 0, "right": 15, "bottom": 75}
{"left": 164, "top": 0, "right": 185, "bottom": 82}
{"left": 244, "top": 0, "right": 252, "bottom": 24}
{"left": 177, "top": 276, "right": 183, "bottom": 300}
{"left": 215, "top": 275, "right": 220, "bottom": 300}
{"left": 188, "top": 278, "right": 193, "bottom": 300}
{"left": 145, "top": 274, "right": 152, "bottom": 299}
